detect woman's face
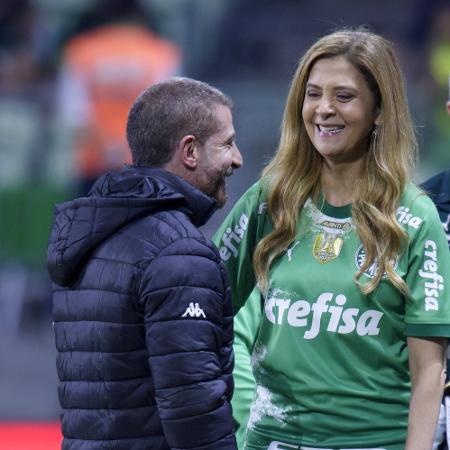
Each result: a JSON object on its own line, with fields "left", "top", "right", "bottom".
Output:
{"left": 302, "top": 56, "right": 380, "bottom": 166}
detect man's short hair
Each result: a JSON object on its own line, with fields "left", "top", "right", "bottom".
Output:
{"left": 126, "top": 77, "right": 233, "bottom": 167}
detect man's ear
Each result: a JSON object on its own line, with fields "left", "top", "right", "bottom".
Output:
{"left": 178, "top": 135, "right": 198, "bottom": 170}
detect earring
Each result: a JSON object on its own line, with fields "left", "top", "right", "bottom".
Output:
{"left": 371, "top": 125, "right": 378, "bottom": 139}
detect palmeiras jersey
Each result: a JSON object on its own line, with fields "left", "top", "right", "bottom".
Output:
{"left": 213, "top": 182, "right": 450, "bottom": 450}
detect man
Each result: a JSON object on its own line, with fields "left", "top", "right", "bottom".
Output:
{"left": 47, "top": 77, "right": 242, "bottom": 450}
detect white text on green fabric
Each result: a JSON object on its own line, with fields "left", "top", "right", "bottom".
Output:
{"left": 264, "top": 292, "right": 383, "bottom": 339}
{"left": 419, "top": 240, "right": 444, "bottom": 311}
{"left": 218, "top": 213, "right": 249, "bottom": 261}
{"left": 396, "top": 206, "right": 423, "bottom": 229}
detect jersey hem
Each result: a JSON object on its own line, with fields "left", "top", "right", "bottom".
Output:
{"left": 405, "top": 323, "right": 450, "bottom": 337}
{"left": 245, "top": 427, "right": 405, "bottom": 450}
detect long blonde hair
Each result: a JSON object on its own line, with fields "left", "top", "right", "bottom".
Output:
{"left": 254, "top": 29, "right": 417, "bottom": 295}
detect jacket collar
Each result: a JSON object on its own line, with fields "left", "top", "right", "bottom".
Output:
{"left": 126, "top": 166, "right": 218, "bottom": 227}
{"left": 47, "top": 166, "right": 218, "bottom": 287}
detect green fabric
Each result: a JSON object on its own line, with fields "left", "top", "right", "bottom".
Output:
{"left": 214, "top": 182, "right": 450, "bottom": 449}
{"left": 214, "top": 182, "right": 272, "bottom": 314}
{"left": 232, "top": 289, "right": 261, "bottom": 449}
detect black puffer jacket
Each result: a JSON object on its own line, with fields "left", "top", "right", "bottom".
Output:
{"left": 422, "top": 168, "right": 450, "bottom": 246}
{"left": 47, "top": 167, "right": 237, "bottom": 450}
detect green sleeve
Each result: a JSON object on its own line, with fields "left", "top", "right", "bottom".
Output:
{"left": 232, "top": 288, "right": 262, "bottom": 449}
{"left": 212, "top": 182, "right": 269, "bottom": 313}
{"left": 404, "top": 195, "right": 450, "bottom": 336}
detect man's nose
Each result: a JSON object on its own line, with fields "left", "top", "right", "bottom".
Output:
{"left": 232, "top": 145, "right": 243, "bottom": 169}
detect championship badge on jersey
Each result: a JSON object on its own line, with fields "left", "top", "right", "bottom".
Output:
{"left": 312, "top": 231, "right": 343, "bottom": 263}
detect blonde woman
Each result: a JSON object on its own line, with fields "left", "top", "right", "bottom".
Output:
{"left": 213, "top": 29, "right": 450, "bottom": 450}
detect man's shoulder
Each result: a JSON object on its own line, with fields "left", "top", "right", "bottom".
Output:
{"left": 119, "top": 208, "right": 217, "bottom": 260}
{"left": 422, "top": 168, "right": 450, "bottom": 197}
{"left": 421, "top": 169, "right": 450, "bottom": 215}
{"left": 141, "top": 206, "right": 206, "bottom": 238}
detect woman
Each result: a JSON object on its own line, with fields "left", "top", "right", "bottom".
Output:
{"left": 213, "top": 29, "right": 450, "bottom": 450}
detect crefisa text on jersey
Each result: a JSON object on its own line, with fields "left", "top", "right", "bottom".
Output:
{"left": 264, "top": 292, "right": 383, "bottom": 339}
{"left": 419, "top": 239, "right": 444, "bottom": 311}
{"left": 218, "top": 213, "right": 249, "bottom": 260}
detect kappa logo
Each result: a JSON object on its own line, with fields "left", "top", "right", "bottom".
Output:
{"left": 181, "top": 302, "right": 206, "bottom": 318}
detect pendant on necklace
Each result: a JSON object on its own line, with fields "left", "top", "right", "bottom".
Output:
{"left": 312, "top": 231, "right": 343, "bottom": 264}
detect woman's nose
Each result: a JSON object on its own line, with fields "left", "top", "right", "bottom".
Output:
{"left": 316, "top": 98, "right": 335, "bottom": 116}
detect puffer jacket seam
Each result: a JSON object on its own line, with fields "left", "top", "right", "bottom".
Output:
{"left": 145, "top": 284, "right": 224, "bottom": 297}
{"left": 145, "top": 237, "right": 220, "bottom": 273}
{"left": 55, "top": 319, "right": 142, "bottom": 325}
{"left": 52, "top": 286, "right": 135, "bottom": 295}
{"left": 62, "top": 434, "right": 167, "bottom": 441}
{"left": 138, "top": 236, "right": 222, "bottom": 299}
{"left": 59, "top": 375, "right": 150, "bottom": 382}
{"left": 56, "top": 207, "right": 75, "bottom": 267}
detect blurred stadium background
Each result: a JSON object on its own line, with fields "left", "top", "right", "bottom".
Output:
{"left": 0, "top": 0, "right": 449, "bottom": 448}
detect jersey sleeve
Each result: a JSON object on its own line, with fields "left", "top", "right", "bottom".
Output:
{"left": 212, "top": 182, "right": 269, "bottom": 314}
{"left": 404, "top": 193, "right": 450, "bottom": 337}
{"left": 232, "top": 288, "right": 262, "bottom": 448}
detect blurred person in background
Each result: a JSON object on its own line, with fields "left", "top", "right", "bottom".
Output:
{"left": 57, "top": 0, "right": 181, "bottom": 195}
{"left": 47, "top": 77, "right": 242, "bottom": 450}
{"left": 214, "top": 29, "right": 450, "bottom": 450}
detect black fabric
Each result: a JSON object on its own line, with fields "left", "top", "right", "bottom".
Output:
{"left": 48, "top": 166, "right": 237, "bottom": 450}
{"left": 421, "top": 168, "right": 450, "bottom": 245}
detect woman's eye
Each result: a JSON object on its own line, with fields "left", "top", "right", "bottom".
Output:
{"left": 306, "top": 91, "right": 320, "bottom": 98}
{"left": 337, "top": 94, "right": 353, "bottom": 101}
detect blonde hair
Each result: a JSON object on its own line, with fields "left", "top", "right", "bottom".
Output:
{"left": 254, "top": 28, "right": 417, "bottom": 295}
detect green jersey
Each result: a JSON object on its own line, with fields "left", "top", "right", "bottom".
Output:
{"left": 213, "top": 182, "right": 450, "bottom": 450}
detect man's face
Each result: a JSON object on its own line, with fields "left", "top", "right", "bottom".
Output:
{"left": 196, "top": 105, "right": 242, "bottom": 207}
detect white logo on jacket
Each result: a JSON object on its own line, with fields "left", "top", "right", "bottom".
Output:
{"left": 182, "top": 302, "right": 206, "bottom": 318}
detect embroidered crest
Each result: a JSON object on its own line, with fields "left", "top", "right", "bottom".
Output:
{"left": 312, "top": 232, "right": 343, "bottom": 264}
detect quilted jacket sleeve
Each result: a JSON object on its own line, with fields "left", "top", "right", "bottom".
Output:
{"left": 139, "top": 236, "right": 237, "bottom": 450}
